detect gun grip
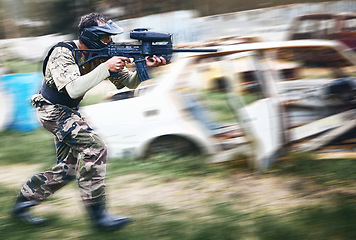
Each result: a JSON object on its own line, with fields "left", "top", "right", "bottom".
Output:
{"left": 135, "top": 60, "right": 150, "bottom": 81}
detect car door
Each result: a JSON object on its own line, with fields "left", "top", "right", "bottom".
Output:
{"left": 222, "top": 51, "right": 285, "bottom": 172}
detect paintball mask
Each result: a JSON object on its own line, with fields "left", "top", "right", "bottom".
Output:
{"left": 79, "top": 20, "right": 123, "bottom": 49}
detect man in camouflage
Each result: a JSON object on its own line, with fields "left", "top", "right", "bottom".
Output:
{"left": 12, "top": 12, "right": 167, "bottom": 231}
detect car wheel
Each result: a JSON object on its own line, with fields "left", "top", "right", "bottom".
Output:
{"left": 145, "top": 135, "right": 201, "bottom": 157}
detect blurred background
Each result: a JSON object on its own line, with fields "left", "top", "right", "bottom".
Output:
{"left": 1, "top": 1, "right": 356, "bottom": 239}
{"left": 0, "top": 0, "right": 339, "bottom": 39}
{"left": 1, "top": 0, "right": 356, "bottom": 132}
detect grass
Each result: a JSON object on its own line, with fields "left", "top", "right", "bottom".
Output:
{"left": 200, "top": 90, "right": 237, "bottom": 123}
{"left": 3, "top": 60, "right": 41, "bottom": 74}
{"left": 0, "top": 129, "right": 55, "bottom": 167}
{"left": 1, "top": 185, "right": 356, "bottom": 240}
{"left": 274, "top": 151, "right": 356, "bottom": 186}
{"left": 107, "top": 153, "right": 228, "bottom": 180}
{"left": 1, "top": 130, "right": 356, "bottom": 239}
{"left": 249, "top": 200, "right": 356, "bottom": 240}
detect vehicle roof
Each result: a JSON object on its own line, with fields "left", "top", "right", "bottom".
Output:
{"left": 296, "top": 12, "right": 356, "bottom": 20}
{"left": 188, "top": 39, "right": 346, "bottom": 58}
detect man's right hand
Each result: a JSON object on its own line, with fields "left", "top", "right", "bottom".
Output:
{"left": 105, "top": 56, "right": 131, "bottom": 72}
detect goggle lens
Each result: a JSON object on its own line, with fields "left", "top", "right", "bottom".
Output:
{"left": 100, "top": 35, "right": 112, "bottom": 44}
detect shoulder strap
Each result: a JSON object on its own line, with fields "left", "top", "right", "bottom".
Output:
{"left": 42, "top": 41, "right": 77, "bottom": 75}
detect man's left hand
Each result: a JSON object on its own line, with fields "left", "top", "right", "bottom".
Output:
{"left": 145, "top": 55, "right": 170, "bottom": 67}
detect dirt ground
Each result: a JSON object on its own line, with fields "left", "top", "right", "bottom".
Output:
{"left": 2, "top": 163, "right": 355, "bottom": 221}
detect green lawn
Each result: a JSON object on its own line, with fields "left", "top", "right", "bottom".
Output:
{"left": 3, "top": 60, "right": 41, "bottom": 74}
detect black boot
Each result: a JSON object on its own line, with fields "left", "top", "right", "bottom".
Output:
{"left": 12, "top": 194, "right": 46, "bottom": 225}
{"left": 87, "top": 202, "right": 132, "bottom": 231}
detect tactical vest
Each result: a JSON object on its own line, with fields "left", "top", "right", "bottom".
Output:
{"left": 40, "top": 41, "right": 83, "bottom": 108}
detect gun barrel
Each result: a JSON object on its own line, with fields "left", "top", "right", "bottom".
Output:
{"left": 172, "top": 48, "right": 217, "bottom": 53}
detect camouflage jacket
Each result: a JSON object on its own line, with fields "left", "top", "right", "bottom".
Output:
{"left": 43, "top": 41, "right": 140, "bottom": 92}
{"left": 32, "top": 41, "right": 141, "bottom": 110}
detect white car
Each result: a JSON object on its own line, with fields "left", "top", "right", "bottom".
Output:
{"left": 82, "top": 39, "right": 356, "bottom": 171}
{"left": 81, "top": 53, "right": 246, "bottom": 160}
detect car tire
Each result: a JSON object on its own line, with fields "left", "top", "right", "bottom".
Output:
{"left": 144, "top": 135, "right": 201, "bottom": 158}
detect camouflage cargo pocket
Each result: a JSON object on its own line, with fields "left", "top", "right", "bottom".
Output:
{"left": 55, "top": 108, "right": 82, "bottom": 142}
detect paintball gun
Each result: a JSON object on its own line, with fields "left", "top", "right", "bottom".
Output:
{"left": 74, "top": 28, "right": 218, "bottom": 81}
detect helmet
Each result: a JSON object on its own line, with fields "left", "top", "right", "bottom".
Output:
{"left": 79, "top": 20, "right": 123, "bottom": 49}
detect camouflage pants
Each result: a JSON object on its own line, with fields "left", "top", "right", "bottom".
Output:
{"left": 21, "top": 95, "right": 107, "bottom": 206}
